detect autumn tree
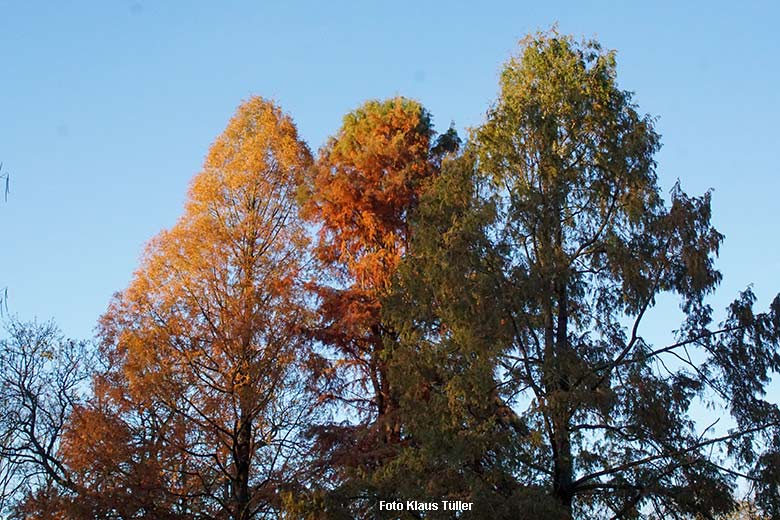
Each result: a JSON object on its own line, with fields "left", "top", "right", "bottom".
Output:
{"left": 299, "top": 97, "right": 458, "bottom": 516}
{"left": 72, "top": 97, "right": 318, "bottom": 520}
{"left": 386, "top": 31, "right": 780, "bottom": 519}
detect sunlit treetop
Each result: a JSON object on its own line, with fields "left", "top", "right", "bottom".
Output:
{"left": 302, "top": 96, "right": 436, "bottom": 291}
{"left": 100, "top": 95, "right": 313, "bottom": 406}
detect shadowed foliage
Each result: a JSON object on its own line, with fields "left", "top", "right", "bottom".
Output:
{"left": 383, "top": 30, "right": 780, "bottom": 520}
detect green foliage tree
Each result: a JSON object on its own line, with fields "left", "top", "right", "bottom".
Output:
{"left": 386, "top": 30, "right": 780, "bottom": 519}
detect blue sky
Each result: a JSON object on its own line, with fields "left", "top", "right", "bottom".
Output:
{"left": 2, "top": 0, "right": 778, "bottom": 350}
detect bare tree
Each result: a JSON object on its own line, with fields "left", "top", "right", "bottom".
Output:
{"left": 0, "top": 320, "right": 93, "bottom": 515}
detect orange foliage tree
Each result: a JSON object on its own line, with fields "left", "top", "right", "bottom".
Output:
{"left": 299, "top": 97, "right": 458, "bottom": 506}
{"left": 57, "top": 97, "right": 316, "bottom": 520}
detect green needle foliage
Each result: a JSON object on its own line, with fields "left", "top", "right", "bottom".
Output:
{"left": 385, "top": 29, "right": 780, "bottom": 520}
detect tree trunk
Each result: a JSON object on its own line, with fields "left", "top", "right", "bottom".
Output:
{"left": 541, "top": 216, "right": 574, "bottom": 518}
{"left": 552, "top": 415, "right": 574, "bottom": 519}
{"left": 552, "top": 278, "right": 573, "bottom": 518}
{"left": 233, "top": 414, "right": 252, "bottom": 520}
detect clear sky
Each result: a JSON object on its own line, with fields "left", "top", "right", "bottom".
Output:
{"left": 2, "top": 0, "right": 778, "bottom": 352}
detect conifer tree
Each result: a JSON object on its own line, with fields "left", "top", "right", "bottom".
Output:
{"left": 387, "top": 31, "right": 780, "bottom": 519}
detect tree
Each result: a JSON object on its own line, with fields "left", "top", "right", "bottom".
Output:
{"left": 73, "top": 97, "right": 317, "bottom": 520}
{"left": 299, "top": 97, "right": 458, "bottom": 516}
{"left": 0, "top": 320, "right": 93, "bottom": 518}
{"left": 386, "top": 31, "right": 780, "bottom": 519}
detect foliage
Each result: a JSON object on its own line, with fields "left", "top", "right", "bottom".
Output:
{"left": 298, "top": 97, "right": 458, "bottom": 518}
{"left": 384, "top": 30, "right": 780, "bottom": 519}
